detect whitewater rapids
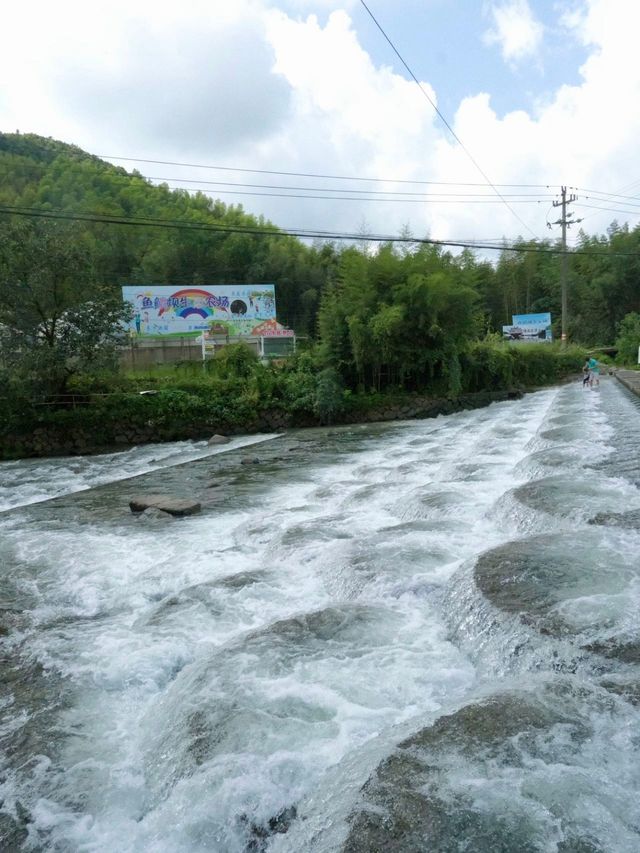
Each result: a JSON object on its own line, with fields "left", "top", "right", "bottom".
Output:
{"left": 1, "top": 377, "right": 639, "bottom": 852}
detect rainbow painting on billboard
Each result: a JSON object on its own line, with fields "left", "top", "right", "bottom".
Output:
{"left": 122, "top": 285, "right": 276, "bottom": 338}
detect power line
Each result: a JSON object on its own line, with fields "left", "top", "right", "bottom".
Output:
{"left": 574, "top": 202, "right": 640, "bottom": 217}
{"left": 81, "top": 166, "right": 558, "bottom": 203}
{"left": 144, "top": 175, "right": 554, "bottom": 200}
{"left": 155, "top": 184, "right": 554, "bottom": 205}
{"left": 572, "top": 187, "right": 640, "bottom": 205}
{"left": 569, "top": 181, "right": 640, "bottom": 225}
{"left": 34, "top": 147, "right": 640, "bottom": 212}
{"left": 1, "top": 203, "right": 637, "bottom": 257}
{"left": 358, "top": 0, "right": 540, "bottom": 240}
{"left": 95, "top": 153, "right": 556, "bottom": 189}
{"left": 575, "top": 196, "right": 640, "bottom": 211}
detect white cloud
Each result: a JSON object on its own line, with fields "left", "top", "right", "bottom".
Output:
{"left": 0, "top": 0, "right": 292, "bottom": 158}
{"left": 1, "top": 0, "right": 639, "bottom": 245}
{"left": 264, "top": 11, "right": 439, "bottom": 174}
{"left": 435, "top": 0, "right": 640, "bottom": 240}
{"left": 484, "top": 0, "right": 544, "bottom": 64}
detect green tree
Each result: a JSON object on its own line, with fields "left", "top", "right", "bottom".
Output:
{"left": 0, "top": 219, "right": 131, "bottom": 394}
{"left": 314, "top": 367, "right": 344, "bottom": 424}
{"left": 615, "top": 312, "right": 640, "bottom": 364}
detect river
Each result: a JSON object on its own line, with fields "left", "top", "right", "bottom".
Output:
{"left": 1, "top": 378, "right": 639, "bottom": 852}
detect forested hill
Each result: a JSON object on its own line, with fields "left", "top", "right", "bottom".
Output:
{"left": 0, "top": 132, "right": 335, "bottom": 336}
{"left": 1, "top": 131, "right": 640, "bottom": 346}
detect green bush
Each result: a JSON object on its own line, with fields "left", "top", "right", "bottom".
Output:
{"left": 615, "top": 312, "right": 640, "bottom": 365}
{"left": 210, "top": 342, "right": 259, "bottom": 379}
{"left": 461, "top": 341, "right": 584, "bottom": 392}
{"left": 314, "top": 368, "right": 345, "bottom": 424}
{"left": 0, "top": 338, "right": 588, "bottom": 457}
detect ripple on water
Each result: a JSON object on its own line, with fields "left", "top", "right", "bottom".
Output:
{"left": 394, "top": 486, "right": 475, "bottom": 527}
{"left": 509, "top": 473, "right": 640, "bottom": 526}
{"left": 514, "top": 445, "right": 584, "bottom": 478}
{"left": 136, "top": 571, "right": 269, "bottom": 629}
{"left": 140, "top": 603, "right": 427, "bottom": 840}
{"left": 473, "top": 529, "right": 640, "bottom": 661}
{"left": 341, "top": 682, "right": 640, "bottom": 853}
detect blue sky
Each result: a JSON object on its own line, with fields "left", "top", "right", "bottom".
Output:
{"left": 270, "top": 0, "right": 594, "bottom": 124}
{"left": 310, "top": 0, "right": 591, "bottom": 117}
{"left": 1, "top": 0, "right": 639, "bottom": 245}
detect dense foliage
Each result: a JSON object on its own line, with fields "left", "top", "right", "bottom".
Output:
{"left": 614, "top": 312, "right": 640, "bottom": 364}
{"left": 0, "top": 130, "right": 633, "bottom": 446}
{"left": 0, "top": 218, "right": 132, "bottom": 395}
{"left": 1, "top": 343, "right": 586, "bottom": 459}
{"left": 1, "top": 133, "right": 639, "bottom": 363}
{"left": 0, "top": 132, "right": 336, "bottom": 337}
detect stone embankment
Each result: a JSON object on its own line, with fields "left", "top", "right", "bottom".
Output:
{"left": 616, "top": 369, "right": 640, "bottom": 397}
{"left": 1, "top": 389, "right": 522, "bottom": 459}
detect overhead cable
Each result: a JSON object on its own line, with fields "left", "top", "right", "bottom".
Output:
{"left": 573, "top": 202, "right": 640, "bottom": 218}
{"left": 144, "top": 175, "right": 555, "bottom": 199}
{"left": 94, "top": 153, "right": 556, "bottom": 189}
{"left": 155, "top": 184, "right": 554, "bottom": 204}
{"left": 1, "top": 203, "right": 637, "bottom": 257}
{"left": 358, "top": 0, "right": 540, "bottom": 239}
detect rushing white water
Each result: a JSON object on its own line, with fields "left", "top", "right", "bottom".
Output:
{"left": 0, "top": 434, "right": 280, "bottom": 513}
{"left": 1, "top": 378, "right": 639, "bottom": 852}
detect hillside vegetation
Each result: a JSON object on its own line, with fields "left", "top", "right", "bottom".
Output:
{"left": 1, "top": 132, "right": 639, "bottom": 355}
{"left": 0, "top": 132, "right": 636, "bottom": 455}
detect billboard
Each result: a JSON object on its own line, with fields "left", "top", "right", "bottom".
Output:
{"left": 122, "top": 285, "right": 277, "bottom": 338}
{"left": 503, "top": 312, "right": 552, "bottom": 342}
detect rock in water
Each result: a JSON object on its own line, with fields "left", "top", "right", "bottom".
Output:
{"left": 473, "top": 530, "right": 639, "bottom": 658}
{"left": 342, "top": 690, "right": 593, "bottom": 853}
{"left": 129, "top": 495, "right": 201, "bottom": 516}
{"left": 207, "top": 434, "right": 230, "bottom": 445}
{"left": 589, "top": 508, "right": 640, "bottom": 529}
{"left": 139, "top": 506, "right": 174, "bottom": 520}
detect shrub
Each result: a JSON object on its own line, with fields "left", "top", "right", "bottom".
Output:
{"left": 211, "top": 342, "right": 258, "bottom": 379}
{"left": 615, "top": 312, "right": 640, "bottom": 365}
{"left": 314, "top": 368, "right": 344, "bottom": 424}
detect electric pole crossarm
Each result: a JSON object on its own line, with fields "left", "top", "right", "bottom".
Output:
{"left": 549, "top": 186, "right": 581, "bottom": 344}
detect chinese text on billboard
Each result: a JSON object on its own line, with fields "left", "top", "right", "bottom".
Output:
{"left": 122, "top": 285, "right": 277, "bottom": 338}
{"left": 502, "top": 312, "right": 552, "bottom": 342}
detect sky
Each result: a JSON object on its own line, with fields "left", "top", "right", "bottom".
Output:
{"left": 2, "top": 0, "right": 640, "bottom": 249}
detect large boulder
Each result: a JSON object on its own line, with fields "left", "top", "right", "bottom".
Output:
{"left": 129, "top": 495, "right": 201, "bottom": 516}
{"left": 207, "top": 434, "right": 230, "bottom": 445}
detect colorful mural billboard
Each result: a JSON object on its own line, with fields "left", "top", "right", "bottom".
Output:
{"left": 122, "top": 285, "right": 277, "bottom": 338}
{"left": 503, "top": 312, "right": 552, "bottom": 342}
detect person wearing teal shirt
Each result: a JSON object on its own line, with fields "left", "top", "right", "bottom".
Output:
{"left": 587, "top": 357, "right": 600, "bottom": 387}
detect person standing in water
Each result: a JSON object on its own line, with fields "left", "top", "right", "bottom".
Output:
{"left": 588, "top": 356, "right": 600, "bottom": 387}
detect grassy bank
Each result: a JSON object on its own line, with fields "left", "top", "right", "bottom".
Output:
{"left": 0, "top": 342, "right": 585, "bottom": 459}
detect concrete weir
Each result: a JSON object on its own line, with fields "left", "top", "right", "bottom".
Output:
{"left": 3, "top": 380, "right": 640, "bottom": 851}
{"left": 616, "top": 369, "right": 640, "bottom": 397}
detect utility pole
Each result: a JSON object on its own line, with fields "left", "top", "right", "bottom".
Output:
{"left": 550, "top": 187, "right": 582, "bottom": 344}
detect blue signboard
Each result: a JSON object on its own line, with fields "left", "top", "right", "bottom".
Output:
{"left": 512, "top": 313, "right": 551, "bottom": 327}
{"left": 503, "top": 312, "right": 552, "bottom": 342}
